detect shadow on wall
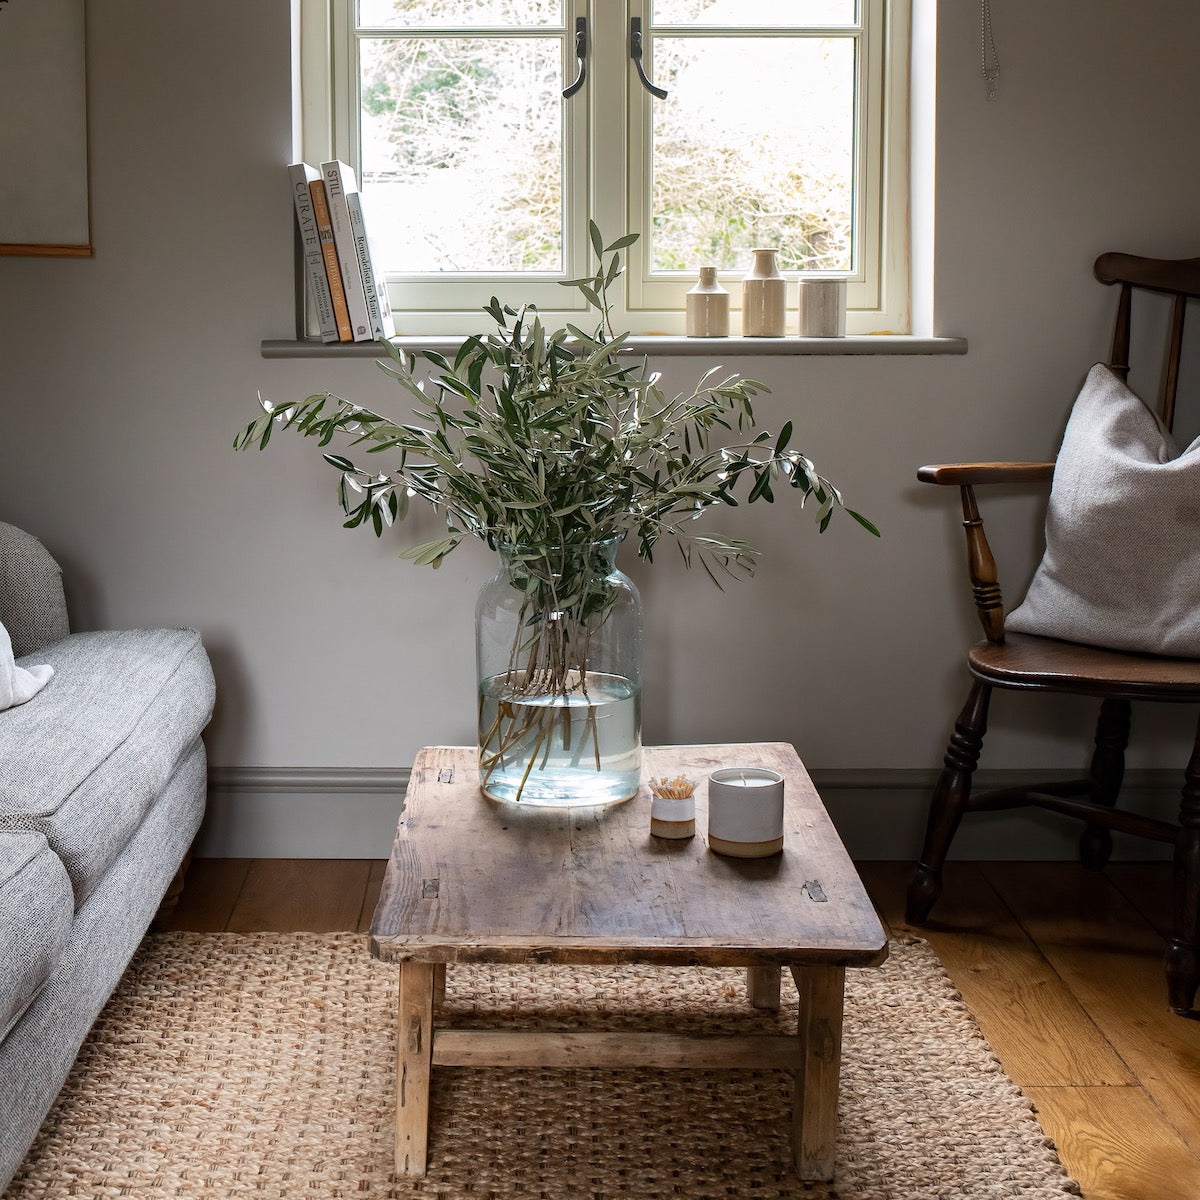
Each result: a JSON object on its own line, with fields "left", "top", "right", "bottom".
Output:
{"left": 200, "top": 637, "right": 255, "bottom": 767}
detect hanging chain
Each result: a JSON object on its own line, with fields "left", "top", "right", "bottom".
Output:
{"left": 981, "top": 0, "right": 1000, "bottom": 100}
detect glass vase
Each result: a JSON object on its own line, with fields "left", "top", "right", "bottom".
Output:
{"left": 476, "top": 539, "right": 643, "bottom": 806}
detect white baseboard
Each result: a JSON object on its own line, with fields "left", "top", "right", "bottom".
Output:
{"left": 196, "top": 766, "right": 1181, "bottom": 862}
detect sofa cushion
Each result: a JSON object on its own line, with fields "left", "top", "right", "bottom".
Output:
{"left": 0, "top": 739, "right": 206, "bottom": 1191}
{"left": 0, "top": 629, "right": 215, "bottom": 903}
{"left": 0, "top": 831, "right": 74, "bottom": 1042}
{"left": 0, "top": 522, "right": 70, "bottom": 658}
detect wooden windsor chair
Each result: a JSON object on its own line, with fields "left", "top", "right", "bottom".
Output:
{"left": 906, "top": 252, "right": 1200, "bottom": 1015}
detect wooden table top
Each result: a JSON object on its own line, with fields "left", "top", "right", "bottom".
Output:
{"left": 370, "top": 743, "right": 888, "bottom": 969}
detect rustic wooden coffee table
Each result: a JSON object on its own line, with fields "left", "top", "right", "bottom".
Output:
{"left": 370, "top": 742, "right": 887, "bottom": 1180}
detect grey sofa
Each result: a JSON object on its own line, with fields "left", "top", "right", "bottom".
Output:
{"left": 0, "top": 523, "right": 214, "bottom": 1189}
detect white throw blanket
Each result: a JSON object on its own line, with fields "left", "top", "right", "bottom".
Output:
{"left": 0, "top": 618, "right": 53, "bottom": 711}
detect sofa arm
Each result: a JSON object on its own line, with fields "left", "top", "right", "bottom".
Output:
{"left": 0, "top": 523, "right": 70, "bottom": 657}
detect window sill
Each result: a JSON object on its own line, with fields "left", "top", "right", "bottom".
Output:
{"left": 261, "top": 334, "right": 967, "bottom": 360}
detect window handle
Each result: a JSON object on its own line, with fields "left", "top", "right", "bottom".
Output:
{"left": 630, "top": 17, "right": 667, "bottom": 100}
{"left": 562, "top": 17, "right": 587, "bottom": 99}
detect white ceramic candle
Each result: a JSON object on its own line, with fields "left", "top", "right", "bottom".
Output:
{"left": 707, "top": 767, "right": 785, "bottom": 858}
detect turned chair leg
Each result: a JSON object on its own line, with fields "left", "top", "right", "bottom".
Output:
{"left": 1080, "top": 698, "right": 1132, "bottom": 871}
{"left": 1166, "top": 720, "right": 1200, "bottom": 1016}
{"left": 907, "top": 679, "right": 991, "bottom": 925}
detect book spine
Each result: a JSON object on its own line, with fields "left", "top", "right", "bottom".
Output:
{"left": 346, "top": 191, "right": 396, "bottom": 340}
{"left": 308, "top": 179, "right": 353, "bottom": 343}
{"left": 288, "top": 164, "right": 339, "bottom": 343}
{"left": 321, "top": 161, "right": 374, "bottom": 342}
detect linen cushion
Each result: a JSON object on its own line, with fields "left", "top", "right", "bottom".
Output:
{"left": 1006, "top": 363, "right": 1200, "bottom": 657}
{"left": 0, "top": 629, "right": 215, "bottom": 903}
{"left": 0, "top": 831, "right": 74, "bottom": 1042}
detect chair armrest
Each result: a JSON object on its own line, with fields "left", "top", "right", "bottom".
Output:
{"left": 917, "top": 462, "right": 1055, "bottom": 485}
{"left": 0, "top": 523, "right": 70, "bottom": 657}
{"left": 917, "top": 465, "right": 1053, "bottom": 645}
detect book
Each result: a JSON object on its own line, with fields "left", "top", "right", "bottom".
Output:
{"left": 320, "top": 159, "right": 374, "bottom": 342}
{"left": 346, "top": 189, "right": 396, "bottom": 340}
{"left": 287, "top": 163, "right": 339, "bottom": 343}
{"left": 307, "top": 175, "right": 354, "bottom": 343}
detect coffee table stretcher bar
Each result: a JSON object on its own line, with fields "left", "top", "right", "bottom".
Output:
{"left": 372, "top": 743, "right": 886, "bottom": 1182}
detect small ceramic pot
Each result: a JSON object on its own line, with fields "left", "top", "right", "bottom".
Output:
{"left": 650, "top": 793, "right": 696, "bottom": 839}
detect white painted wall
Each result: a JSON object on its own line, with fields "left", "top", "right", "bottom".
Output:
{"left": 2, "top": 2, "right": 1198, "bottom": 856}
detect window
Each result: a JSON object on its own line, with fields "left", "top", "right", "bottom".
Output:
{"left": 298, "top": 0, "right": 910, "bottom": 335}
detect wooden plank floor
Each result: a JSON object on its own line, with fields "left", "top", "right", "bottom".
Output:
{"left": 160, "top": 858, "right": 1200, "bottom": 1200}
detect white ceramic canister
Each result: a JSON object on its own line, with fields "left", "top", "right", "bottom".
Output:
{"left": 685, "top": 266, "right": 730, "bottom": 337}
{"left": 741, "top": 249, "right": 786, "bottom": 337}
{"left": 707, "top": 767, "right": 785, "bottom": 858}
{"left": 799, "top": 278, "right": 847, "bottom": 337}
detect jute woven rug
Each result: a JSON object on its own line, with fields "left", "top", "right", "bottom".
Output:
{"left": 5, "top": 933, "right": 1079, "bottom": 1200}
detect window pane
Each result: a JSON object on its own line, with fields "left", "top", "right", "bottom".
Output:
{"left": 358, "top": 1, "right": 563, "bottom": 28}
{"left": 359, "top": 37, "right": 563, "bottom": 273}
{"left": 650, "top": 37, "right": 854, "bottom": 274}
{"left": 652, "top": 1, "right": 856, "bottom": 26}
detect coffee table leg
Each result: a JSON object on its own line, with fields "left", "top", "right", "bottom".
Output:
{"left": 396, "top": 961, "right": 435, "bottom": 1176}
{"left": 790, "top": 965, "right": 845, "bottom": 1181}
{"left": 746, "top": 965, "right": 781, "bottom": 1009}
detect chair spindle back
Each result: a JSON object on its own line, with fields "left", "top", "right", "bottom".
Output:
{"left": 1094, "top": 252, "right": 1200, "bottom": 433}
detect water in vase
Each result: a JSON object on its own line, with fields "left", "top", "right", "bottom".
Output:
{"left": 477, "top": 670, "right": 642, "bottom": 806}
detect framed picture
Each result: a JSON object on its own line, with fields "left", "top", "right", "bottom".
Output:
{"left": 0, "top": 0, "right": 91, "bottom": 256}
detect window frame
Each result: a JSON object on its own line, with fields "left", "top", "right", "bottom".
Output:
{"left": 297, "top": 0, "right": 911, "bottom": 337}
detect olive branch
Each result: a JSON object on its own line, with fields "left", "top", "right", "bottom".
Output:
{"left": 235, "top": 226, "right": 877, "bottom": 588}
